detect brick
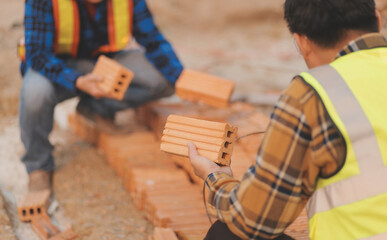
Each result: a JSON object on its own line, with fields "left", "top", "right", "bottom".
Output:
{"left": 68, "top": 113, "right": 99, "bottom": 145}
{"left": 17, "top": 190, "right": 50, "bottom": 222}
{"left": 171, "top": 155, "right": 204, "bottom": 185}
{"left": 175, "top": 70, "right": 235, "bottom": 108}
{"left": 160, "top": 115, "right": 237, "bottom": 166}
{"left": 31, "top": 213, "right": 60, "bottom": 240}
{"left": 92, "top": 55, "right": 134, "bottom": 100}
{"left": 48, "top": 229, "right": 78, "bottom": 240}
{"left": 154, "top": 227, "right": 179, "bottom": 240}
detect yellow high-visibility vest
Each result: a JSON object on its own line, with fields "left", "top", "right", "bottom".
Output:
{"left": 299, "top": 39, "right": 387, "bottom": 240}
{"left": 52, "top": 0, "right": 132, "bottom": 57}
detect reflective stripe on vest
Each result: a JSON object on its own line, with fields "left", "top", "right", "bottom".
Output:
{"left": 52, "top": 0, "right": 132, "bottom": 57}
{"left": 300, "top": 47, "right": 387, "bottom": 240}
{"left": 52, "top": 0, "right": 80, "bottom": 57}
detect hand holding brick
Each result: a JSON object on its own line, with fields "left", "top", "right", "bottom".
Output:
{"left": 175, "top": 69, "right": 235, "bottom": 108}
{"left": 160, "top": 115, "right": 237, "bottom": 166}
{"left": 92, "top": 55, "right": 134, "bottom": 100}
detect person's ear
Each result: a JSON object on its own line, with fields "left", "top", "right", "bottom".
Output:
{"left": 375, "top": 10, "right": 382, "bottom": 32}
{"left": 294, "top": 33, "right": 311, "bottom": 57}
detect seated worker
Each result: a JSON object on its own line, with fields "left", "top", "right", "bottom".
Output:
{"left": 20, "top": 0, "right": 183, "bottom": 192}
{"left": 188, "top": 0, "right": 387, "bottom": 239}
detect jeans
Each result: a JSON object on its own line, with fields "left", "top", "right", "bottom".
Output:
{"left": 19, "top": 49, "right": 174, "bottom": 173}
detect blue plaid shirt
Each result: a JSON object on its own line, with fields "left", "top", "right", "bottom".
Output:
{"left": 22, "top": 0, "right": 184, "bottom": 92}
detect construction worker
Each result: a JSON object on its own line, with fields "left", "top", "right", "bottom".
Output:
{"left": 20, "top": 0, "right": 183, "bottom": 192}
{"left": 188, "top": 0, "right": 387, "bottom": 239}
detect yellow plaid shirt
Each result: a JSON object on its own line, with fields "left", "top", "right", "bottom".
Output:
{"left": 205, "top": 33, "right": 387, "bottom": 239}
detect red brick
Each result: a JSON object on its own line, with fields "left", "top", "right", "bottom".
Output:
{"left": 161, "top": 115, "right": 237, "bottom": 166}
{"left": 68, "top": 113, "right": 99, "bottom": 145}
{"left": 171, "top": 155, "right": 204, "bottom": 185}
{"left": 175, "top": 70, "right": 235, "bottom": 108}
{"left": 18, "top": 190, "right": 50, "bottom": 222}
{"left": 31, "top": 213, "right": 59, "bottom": 239}
{"left": 92, "top": 55, "right": 134, "bottom": 100}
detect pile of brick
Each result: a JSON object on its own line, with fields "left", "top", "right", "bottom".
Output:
{"left": 68, "top": 101, "right": 310, "bottom": 240}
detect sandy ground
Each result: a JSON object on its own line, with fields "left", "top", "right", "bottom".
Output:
{"left": 0, "top": 0, "right": 386, "bottom": 239}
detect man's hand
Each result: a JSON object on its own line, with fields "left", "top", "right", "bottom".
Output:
{"left": 188, "top": 142, "right": 233, "bottom": 180}
{"left": 75, "top": 74, "right": 105, "bottom": 98}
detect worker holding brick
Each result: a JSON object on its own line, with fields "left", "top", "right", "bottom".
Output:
{"left": 189, "top": 0, "right": 387, "bottom": 239}
{"left": 19, "top": 0, "right": 183, "bottom": 192}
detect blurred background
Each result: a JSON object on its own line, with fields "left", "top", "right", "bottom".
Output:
{"left": 0, "top": 0, "right": 386, "bottom": 117}
{"left": 0, "top": 1, "right": 386, "bottom": 239}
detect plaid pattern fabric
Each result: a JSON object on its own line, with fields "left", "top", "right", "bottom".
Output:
{"left": 205, "top": 33, "right": 387, "bottom": 240}
{"left": 22, "top": 0, "right": 183, "bottom": 92}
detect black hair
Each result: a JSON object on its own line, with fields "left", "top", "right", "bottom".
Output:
{"left": 284, "top": 0, "right": 379, "bottom": 47}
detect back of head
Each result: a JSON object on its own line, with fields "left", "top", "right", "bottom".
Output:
{"left": 284, "top": 0, "right": 379, "bottom": 48}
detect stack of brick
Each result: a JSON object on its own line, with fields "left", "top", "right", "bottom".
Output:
{"left": 68, "top": 100, "right": 309, "bottom": 239}
{"left": 68, "top": 113, "right": 99, "bottom": 145}
{"left": 136, "top": 101, "right": 255, "bottom": 140}
{"left": 97, "top": 131, "right": 175, "bottom": 177}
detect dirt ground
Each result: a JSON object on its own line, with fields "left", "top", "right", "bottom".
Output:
{"left": 0, "top": 0, "right": 386, "bottom": 239}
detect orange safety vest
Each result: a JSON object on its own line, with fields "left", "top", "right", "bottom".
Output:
{"left": 19, "top": 0, "right": 133, "bottom": 60}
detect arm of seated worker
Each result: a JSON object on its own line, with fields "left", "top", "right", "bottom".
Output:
{"left": 203, "top": 87, "right": 318, "bottom": 239}
{"left": 132, "top": 0, "right": 184, "bottom": 85}
{"left": 24, "top": 0, "right": 81, "bottom": 92}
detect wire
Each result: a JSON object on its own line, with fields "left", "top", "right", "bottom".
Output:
{"left": 203, "top": 131, "right": 266, "bottom": 224}
{"left": 235, "top": 131, "right": 266, "bottom": 142}
{"left": 203, "top": 182, "right": 213, "bottom": 224}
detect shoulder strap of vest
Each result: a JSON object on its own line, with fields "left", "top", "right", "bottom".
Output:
{"left": 98, "top": 0, "right": 132, "bottom": 53}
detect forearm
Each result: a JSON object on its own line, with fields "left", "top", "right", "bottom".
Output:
{"left": 206, "top": 165, "right": 307, "bottom": 239}
{"left": 132, "top": 0, "right": 183, "bottom": 85}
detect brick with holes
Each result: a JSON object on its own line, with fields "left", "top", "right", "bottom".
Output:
{"left": 160, "top": 115, "right": 237, "bottom": 166}
{"left": 92, "top": 55, "right": 134, "bottom": 100}
{"left": 31, "top": 213, "right": 59, "bottom": 239}
{"left": 175, "top": 69, "right": 235, "bottom": 108}
{"left": 17, "top": 189, "right": 50, "bottom": 222}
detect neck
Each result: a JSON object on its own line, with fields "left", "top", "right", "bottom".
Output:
{"left": 307, "top": 31, "right": 370, "bottom": 69}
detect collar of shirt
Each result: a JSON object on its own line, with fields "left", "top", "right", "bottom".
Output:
{"left": 336, "top": 33, "right": 387, "bottom": 59}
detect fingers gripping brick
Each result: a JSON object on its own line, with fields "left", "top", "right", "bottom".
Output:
{"left": 17, "top": 190, "right": 50, "bottom": 222}
{"left": 92, "top": 55, "right": 134, "bottom": 100}
{"left": 175, "top": 70, "right": 235, "bottom": 108}
{"left": 160, "top": 115, "right": 238, "bottom": 166}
